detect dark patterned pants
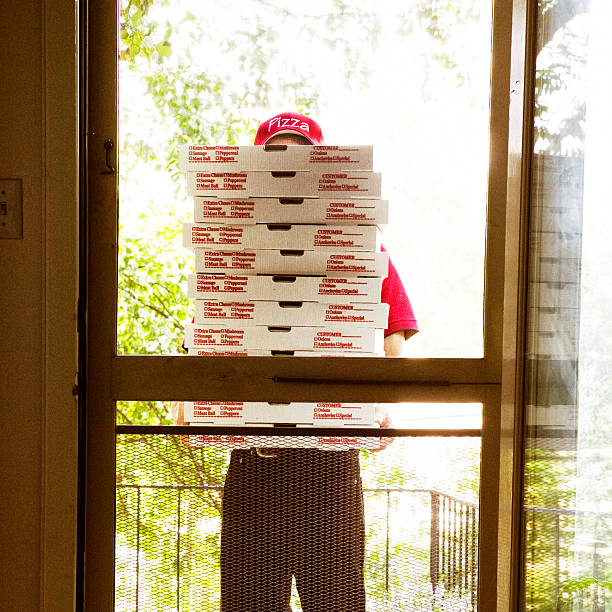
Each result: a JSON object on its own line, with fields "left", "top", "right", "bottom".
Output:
{"left": 220, "top": 449, "right": 366, "bottom": 612}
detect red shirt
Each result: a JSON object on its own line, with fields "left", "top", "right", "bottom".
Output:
{"left": 381, "top": 246, "right": 418, "bottom": 338}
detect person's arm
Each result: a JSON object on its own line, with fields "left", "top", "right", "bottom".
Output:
{"left": 375, "top": 249, "right": 418, "bottom": 446}
{"left": 383, "top": 330, "right": 408, "bottom": 356}
{"left": 170, "top": 400, "right": 198, "bottom": 448}
{"left": 170, "top": 400, "right": 186, "bottom": 425}
{"left": 371, "top": 332, "right": 407, "bottom": 449}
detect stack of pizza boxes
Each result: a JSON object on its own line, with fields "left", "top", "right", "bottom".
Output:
{"left": 178, "top": 144, "right": 389, "bottom": 448}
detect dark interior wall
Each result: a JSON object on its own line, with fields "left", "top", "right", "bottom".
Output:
{"left": 0, "top": 1, "right": 78, "bottom": 609}
{"left": 0, "top": 2, "right": 44, "bottom": 608}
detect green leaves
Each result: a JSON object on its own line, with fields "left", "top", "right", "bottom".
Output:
{"left": 120, "top": 0, "right": 172, "bottom": 64}
{"left": 156, "top": 40, "right": 172, "bottom": 58}
{"left": 118, "top": 227, "right": 190, "bottom": 356}
{"left": 558, "top": 576, "right": 612, "bottom": 610}
{"left": 396, "top": 0, "right": 483, "bottom": 96}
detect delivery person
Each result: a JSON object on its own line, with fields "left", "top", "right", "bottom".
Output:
{"left": 174, "top": 112, "right": 418, "bottom": 611}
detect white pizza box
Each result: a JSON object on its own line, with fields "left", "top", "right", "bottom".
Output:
{"left": 184, "top": 401, "right": 376, "bottom": 425}
{"left": 183, "top": 401, "right": 245, "bottom": 424}
{"left": 184, "top": 432, "right": 381, "bottom": 450}
{"left": 187, "top": 348, "right": 384, "bottom": 357}
{"left": 193, "top": 197, "right": 388, "bottom": 225}
{"left": 179, "top": 145, "right": 373, "bottom": 171}
{"left": 193, "top": 300, "right": 389, "bottom": 328}
{"left": 183, "top": 222, "right": 380, "bottom": 251}
{"left": 187, "top": 274, "right": 384, "bottom": 304}
{"left": 186, "top": 171, "right": 381, "bottom": 198}
{"left": 183, "top": 323, "right": 384, "bottom": 353}
{"left": 194, "top": 249, "right": 389, "bottom": 277}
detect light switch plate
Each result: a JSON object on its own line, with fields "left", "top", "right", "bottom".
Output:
{"left": 0, "top": 179, "right": 23, "bottom": 239}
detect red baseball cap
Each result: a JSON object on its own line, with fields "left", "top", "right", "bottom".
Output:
{"left": 254, "top": 111, "right": 324, "bottom": 145}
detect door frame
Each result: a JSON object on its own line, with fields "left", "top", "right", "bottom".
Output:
{"left": 82, "top": 0, "right": 534, "bottom": 608}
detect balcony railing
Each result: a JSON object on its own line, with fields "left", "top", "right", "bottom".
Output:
{"left": 116, "top": 483, "right": 479, "bottom": 610}
{"left": 115, "top": 484, "right": 610, "bottom": 611}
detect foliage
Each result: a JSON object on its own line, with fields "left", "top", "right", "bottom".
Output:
{"left": 118, "top": 0, "right": 386, "bottom": 185}
{"left": 120, "top": 0, "right": 172, "bottom": 64}
{"left": 116, "top": 215, "right": 229, "bottom": 607}
{"left": 522, "top": 447, "right": 578, "bottom": 610}
{"left": 396, "top": 0, "right": 485, "bottom": 94}
{"left": 117, "top": 228, "right": 189, "bottom": 359}
{"left": 533, "top": 2, "right": 589, "bottom": 154}
{"left": 559, "top": 576, "right": 612, "bottom": 610}
{"left": 115, "top": 434, "right": 228, "bottom": 610}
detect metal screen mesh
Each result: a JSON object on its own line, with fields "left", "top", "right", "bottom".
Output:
{"left": 116, "top": 434, "right": 480, "bottom": 611}
{"left": 522, "top": 439, "right": 612, "bottom": 611}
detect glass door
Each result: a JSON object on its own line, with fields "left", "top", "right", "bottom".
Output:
{"left": 521, "top": 1, "right": 612, "bottom": 609}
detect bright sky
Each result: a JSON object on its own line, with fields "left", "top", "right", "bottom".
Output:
{"left": 120, "top": 0, "right": 492, "bottom": 364}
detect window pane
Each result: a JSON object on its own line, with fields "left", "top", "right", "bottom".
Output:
{"left": 522, "top": 2, "right": 612, "bottom": 609}
{"left": 116, "top": 432, "right": 480, "bottom": 610}
{"left": 387, "top": 403, "right": 482, "bottom": 430}
{"left": 118, "top": 0, "right": 493, "bottom": 358}
{"left": 117, "top": 399, "right": 482, "bottom": 430}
